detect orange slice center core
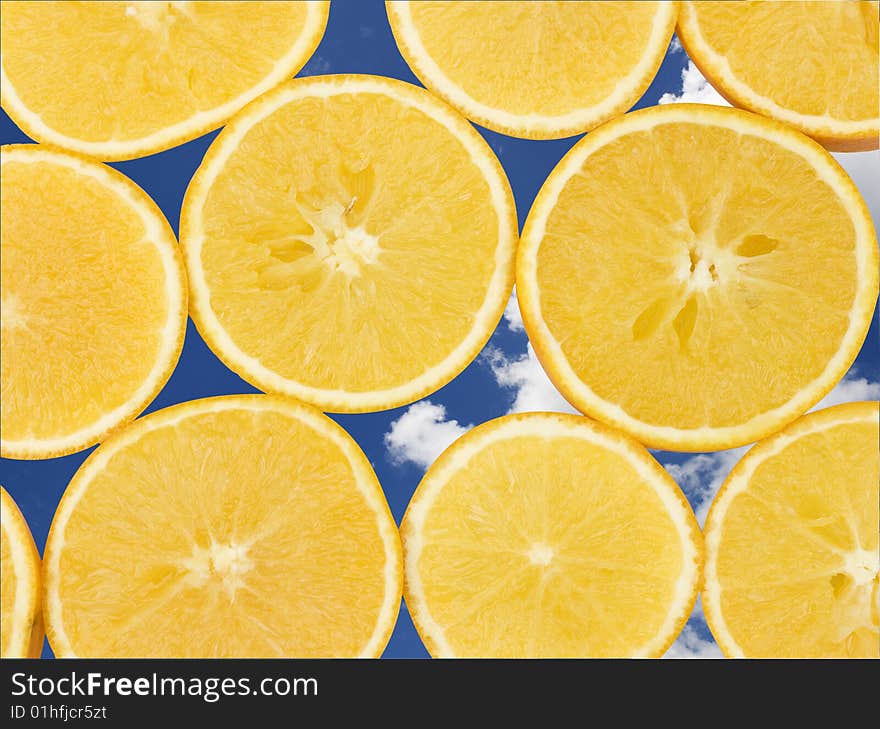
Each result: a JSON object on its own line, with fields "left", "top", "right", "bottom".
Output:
{"left": 179, "top": 540, "right": 256, "bottom": 598}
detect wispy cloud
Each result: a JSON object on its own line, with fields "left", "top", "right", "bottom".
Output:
{"left": 384, "top": 401, "right": 471, "bottom": 469}
{"left": 668, "top": 35, "right": 683, "bottom": 54}
{"left": 659, "top": 59, "right": 879, "bottom": 229}
{"left": 812, "top": 370, "right": 880, "bottom": 410}
{"left": 664, "top": 370, "right": 880, "bottom": 525}
{"left": 300, "top": 54, "right": 333, "bottom": 77}
{"left": 658, "top": 60, "right": 729, "bottom": 106}
{"left": 503, "top": 288, "right": 525, "bottom": 332}
{"left": 665, "top": 597, "right": 723, "bottom": 658}
{"left": 482, "top": 343, "right": 578, "bottom": 416}
{"left": 664, "top": 446, "right": 747, "bottom": 526}
{"left": 663, "top": 368, "right": 879, "bottom": 657}
{"left": 833, "top": 150, "right": 880, "bottom": 232}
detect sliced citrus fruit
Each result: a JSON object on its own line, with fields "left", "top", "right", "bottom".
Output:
{"left": 1, "top": 486, "right": 43, "bottom": 658}
{"left": 43, "top": 395, "right": 402, "bottom": 658}
{"left": 1, "top": 145, "right": 186, "bottom": 459}
{"left": 386, "top": 0, "right": 677, "bottom": 139}
{"left": 678, "top": 1, "right": 879, "bottom": 152}
{"left": 402, "top": 412, "right": 703, "bottom": 657}
{"left": 181, "top": 74, "right": 516, "bottom": 413}
{"left": 0, "top": 1, "right": 329, "bottom": 160}
{"left": 703, "top": 401, "right": 879, "bottom": 658}
{"left": 518, "top": 105, "right": 878, "bottom": 452}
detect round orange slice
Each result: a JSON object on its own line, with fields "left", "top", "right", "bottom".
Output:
{"left": 1, "top": 485, "right": 43, "bottom": 658}
{"left": 0, "top": 1, "right": 329, "bottom": 160}
{"left": 678, "top": 1, "right": 879, "bottom": 151}
{"left": 703, "top": 401, "right": 879, "bottom": 657}
{"left": 518, "top": 104, "right": 878, "bottom": 451}
{"left": 387, "top": 0, "right": 678, "bottom": 139}
{"left": 181, "top": 75, "right": 516, "bottom": 413}
{"left": 43, "top": 395, "right": 402, "bottom": 658}
{"left": 402, "top": 412, "right": 702, "bottom": 657}
{"left": 1, "top": 145, "right": 187, "bottom": 459}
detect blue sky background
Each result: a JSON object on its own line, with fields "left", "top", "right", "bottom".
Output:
{"left": 2, "top": 0, "right": 878, "bottom": 659}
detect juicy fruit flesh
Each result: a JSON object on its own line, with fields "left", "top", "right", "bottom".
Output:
{"left": 410, "top": 427, "right": 696, "bottom": 657}
{"left": 0, "top": 1, "right": 318, "bottom": 145}
{"left": 535, "top": 121, "right": 861, "bottom": 431}
{"left": 51, "top": 406, "right": 394, "bottom": 658}
{"left": 197, "top": 89, "right": 502, "bottom": 394}
{"left": 402, "top": 1, "right": 663, "bottom": 117}
{"left": 713, "top": 413, "right": 880, "bottom": 657}
{"left": 0, "top": 525, "right": 17, "bottom": 656}
{"left": 686, "top": 1, "right": 879, "bottom": 121}
{"left": 0, "top": 156, "right": 170, "bottom": 445}
{"left": 1, "top": 488, "right": 41, "bottom": 658}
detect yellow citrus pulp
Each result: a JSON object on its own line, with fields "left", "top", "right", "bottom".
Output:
{"left": 0, "top": 1, "right": 329, "bottom": 160}
{"left": 387, "top": 0, "right": 677, "bottom": 139}
{"left": 518, "top": 104, "right": 878, "bottom": 452}
{"left": 1, "top": 145, "right": 186, "bottom": 459}
{"left": 43, "top": 395, "right": 402, "bottom": 658}
{"left": 1, "top": 486, "right": 43, "bottom": 657}
{"left": 678, "top": 1, "right": 879, "bottom": 151}
{"left": 181, "top": 74, "right": 517, "bottom": 413}
{"left": 703, "top": 402, "right": 879, "bottom": 658}
{"left": 402, "top": 413, "right": 703, "bottom": 657}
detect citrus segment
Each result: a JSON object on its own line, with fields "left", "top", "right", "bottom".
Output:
{"left": 181, "top": 75, "right": 516, "bottom": 413}
{"left": 0, "top": 1, "right": 329, "bottom": 160}
{"left": 518, "top": 105, "right": 878, "bottom": 451}
{"left": 402, "top": 413, "right": 702, "bottom": 657}
{"left": 387, "top": 1, "right": 677, "bottom": 139}
{"left": 43, "top": 395, "right": 402, "bottom": 658}
{"left": 703, "top": 402, "right": 879, "bottom": 658}
{"left": 1, "top": 145, "right": 186, "bottom": 459}
{"left": 678, "top": 1, "right": 879, "bottom": 151}
{"left": 1, "top": 485, "right": 43, "bottom": 658}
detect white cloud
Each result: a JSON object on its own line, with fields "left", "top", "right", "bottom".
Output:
{"left": 661, "top": 369, "right": 880, "bottom": 657}
{"left": 384, "top": 401, "right": 471, "bottom": 469}
{"left": 668, "top": 35, "right": 683, "bottom": 54}
{"left": 482, "top": 343, "right": 578, "bottom": 415}
{"left": 503, "top": 288, "right": 524, "bottom": 332}
{"left": 664, "top": 446, "right": 748, "bottom": 527}
{"left": 665, "top": 597, "right": 723, "bottom": 659}
{"left": 811, "top": 370, "right": 880, "bottom": 411}
{"left": 658, "top": 61, "right": 878, "bottom": 229}
{"left": 666, "top": 625, "right": 722, "bottom": 659}
{"left": 665, "top": 370, "right": 879, "bottom": 525}
{"left": 833, "top": 150, "right": 880, "bottom": 232}
{"left": 382, "top": 346, "right": 878, "bottom": 474}
{"left": 658, "top": 60, "right": 730, "bottom": 106}
{"left": 301, "top": 54, "right": 332, "bottom": 76}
